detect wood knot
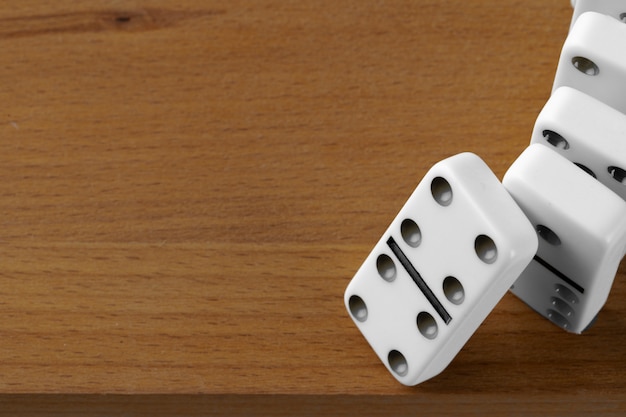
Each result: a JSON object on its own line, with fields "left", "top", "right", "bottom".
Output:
{"left": 115, "top": 15, "right": 132, "bottom": 23}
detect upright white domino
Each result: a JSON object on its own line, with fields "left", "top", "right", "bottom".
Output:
{"left": 570, "top": 0, "right": 626, "bottom": 27}
{"left": 503, "top": 144, "right": 626, "bottom": 334}
{"left": 531, "top": 86, "right": 626, "bottom": 201}
{"left": 553, "top": 12, "right": 626, "bottom": 114}
{"left": 344, "top": 153, "right": 537, "bottom": 385}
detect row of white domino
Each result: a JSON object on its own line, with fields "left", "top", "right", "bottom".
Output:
{"left": 343, "top": 2, "right": 626, "bottom": 386}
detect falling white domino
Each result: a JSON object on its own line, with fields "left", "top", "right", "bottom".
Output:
{"left": 553, "top": 11, "right": 626, "bottom": 114}
{"left": 531, "top": 86, "right": 626, "bottom": 201}
{"left": 569, "top": 0, "right": 626, "bottom": 27}
{"left": 503, "top": 144, "right": 626, "bottom": 334}
{"left": 344, "top": 153, "right": 537, "bottom": 385}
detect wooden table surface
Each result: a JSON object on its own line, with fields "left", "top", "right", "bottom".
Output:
{"left": 0, "top": 0, "right": 624, "bottom": 415}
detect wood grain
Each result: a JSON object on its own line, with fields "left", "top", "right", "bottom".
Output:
{"left": 0, "top": 0, "right": 624, "bottom": 414}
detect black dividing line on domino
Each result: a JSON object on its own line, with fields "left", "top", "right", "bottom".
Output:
{"left": 386, "top": 236, "right": 452, "bottom": 324}
{"left": 533, "top": 255, "right": 585, "bottom": 294}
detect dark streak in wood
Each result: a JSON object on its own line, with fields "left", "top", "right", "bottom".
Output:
{"left": 0, "top": 8, "right": 226, "bottom": 39}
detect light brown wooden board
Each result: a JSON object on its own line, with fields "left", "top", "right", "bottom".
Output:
{"left": 0, "top": 0, "right": 623, "bottom": 413}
